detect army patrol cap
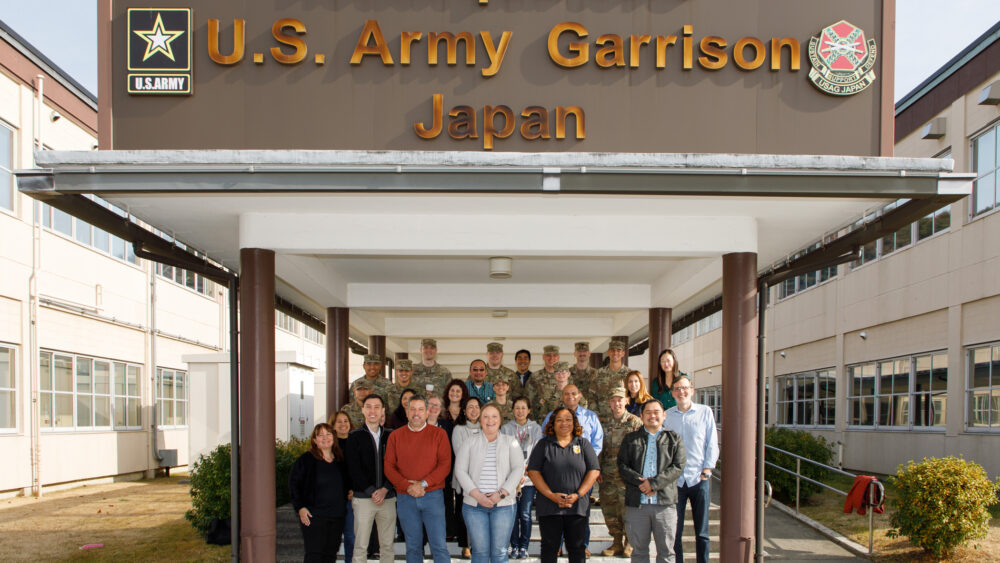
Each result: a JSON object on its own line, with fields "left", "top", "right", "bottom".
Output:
{"left": 355, "top": 379, "right": 375, "bottom": 390}
{"left": 421, "top": 338, "right": 438, "bottom": 348}
{"left": 364, "top": 354, "right": 382, "bottom": 363}
{"left": 608, "top": 340, "right": 627, "bottom": 351}
{"left": 574, "top": 342, "right": 590, "bottom": 352}
{"left": 553, "top": 361, "right": 572, "bottom": 373}
{"left": 487, "top": 342, "right": 504, "bottom": 353}
{"left": 397, "top": 358, "right": 413, "bottom": 371}
{"left": 610, "top": 383, "right": 628, "bottom": 398}
{"left": 543, "top": 345, "right": 560, "bottom": 354}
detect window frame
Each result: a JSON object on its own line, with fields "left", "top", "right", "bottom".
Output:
{"left": 696, "top": 385, "right": 722, "bottom": 425}
{"left": 39, "top": 350, "right": 143, "bottom": 432}
{"left": 0, "top": 120, "right": 15, "bottom": 214}
{"left": 36, "top": 196, "right": 141, "bottom": 267}
{"left": 0, "top": 344, "right": 16, "bottom": 432}
{"left": 965, "top": 342, "right": 1000, "bottom": 433}
{"left": 156, "top": 367, "right": 188, "bottom": 428}
{"left": 846, "top": 351, "right": 948, "bottom": 432}
{"left": 776, "top": 369, "right": 836, "bottom": 428}
{"left": 971, "top": 123, "right": 1000, "bottom": 219}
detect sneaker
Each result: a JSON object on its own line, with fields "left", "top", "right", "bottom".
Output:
{"left": 519, "top": 547, "right": 529, "bottom": 559}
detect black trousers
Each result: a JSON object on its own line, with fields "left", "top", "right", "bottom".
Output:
{"left": 538, "top": 514, "right": 587, "bottom": 563}
{"left": 300, "top": 515, "right": 345, "bottom": 563}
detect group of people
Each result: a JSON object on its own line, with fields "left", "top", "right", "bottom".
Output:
{"left": 289, "top": 339, "right": 719, "bottom": 563}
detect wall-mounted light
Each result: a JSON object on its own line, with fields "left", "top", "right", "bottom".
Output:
{"left": 779, "top": 351, "right": 786, "bottom": 358}
{"left": 859, "top": 331, "right": 867, "bottom": 340}
{"left": 489, "top": 256, "right": 512, "bottom": 279}
{"left": 50, "top": 111, "right": 61, "bottom": 122}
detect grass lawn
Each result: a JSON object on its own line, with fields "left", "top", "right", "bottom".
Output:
{"left": 784, "top": 471, "right": 1000, "bottom": 562}
{"left": 0, "top": 475, "right": 229, "bottom": 562}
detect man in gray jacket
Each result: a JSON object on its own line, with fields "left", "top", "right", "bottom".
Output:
{"left": 617, "top": 400, "right": 685, "bottom": 563}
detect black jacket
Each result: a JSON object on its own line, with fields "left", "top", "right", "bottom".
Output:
{"left": 617, "top": 428, "right": 686, "bottom": 507}
{"left": 288, "top": 451, "right": 348, "bottom": 516}
{"left": 346, "top": 425, "right": 396, "bottom": 498}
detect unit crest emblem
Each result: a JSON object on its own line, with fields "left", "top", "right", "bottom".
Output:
{"left": 808, "top": 20, "right": 877, "bottom": 96}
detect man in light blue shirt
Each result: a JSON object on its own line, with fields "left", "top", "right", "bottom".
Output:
{"left": 663, "top": 376, "right": 719, "bottom": 563}
{"left": 542, "top": 384, "right": 604, "bottom": 456}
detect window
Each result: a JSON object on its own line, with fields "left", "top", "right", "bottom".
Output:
{"left": 671, "top": 324, "right": 693, "bottom": 346}
{"left": 303, "top": 324, "right": 325, "bottom": 345}
{"left": 967, "top": 343, "right": 1000, "bottom": 430}
{"left": 972, "top": 125, "right": 999, "bottom": 217}
{"left": 156, "top": 368, "right": 187, "bottom": 427}
{"left": 39, "top": 351, "right": 142, "bottom": 430}
{"left": 695, "top": 311, "right": 722, "bottom": 336}
{"left": 276, "top": 310, "right": 298, "bottom": 334}
{"left": 151, "top": 230, "right": 214, "bottom": 296}
{"left": 0, "top": 345, "right": 14, "bottom": 429}
{"left": 696, "top": 385, "right": 721, "bottom": 424}
{"left": 0, "top": 123, "right": 13, "bottom": 211}
{"left": 848, "top": 352, "right": 947, "bottom": 430}
{"left": 37, "top": 196, "right": 139, "bottom": 265}
{"left": 776, "top": 369, "right": 835, "bottom": 427}
{"left": 847, "top": 197, "right": 952, "bottom": 270}
{"left": 777, "top": 241, "right": 839, "bottom": 300}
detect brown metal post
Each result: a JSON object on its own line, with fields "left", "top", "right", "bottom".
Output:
{"left": 369, "top": 335, "right": 386, "bottom": 378}
{"left": 238, "top": 248, "right": 276, "bottom": 562}
{"left": 589, "top": 352, "right": 603, "bottom": 369}
{"left": 648, "top": 308, "right": 672, "bottom": 386}
{"left": 720, "top": 252, "right": 758, "bottom": 563}
{"left": 326, "top": 307, "right": 349, "bottom": 414}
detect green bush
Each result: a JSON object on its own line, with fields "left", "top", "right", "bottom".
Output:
{"left": 764, "top": 427, "right": 833, "bottom": 503}
{"left": 887, "top": 456, "right": 999, "bottom": 557}
{"left": 185, "top": 438, "right": 311, "bottom": 535}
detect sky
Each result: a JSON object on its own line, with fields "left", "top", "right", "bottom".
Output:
{"left": 0, "top": 1, "right": 998, "bottom": 102}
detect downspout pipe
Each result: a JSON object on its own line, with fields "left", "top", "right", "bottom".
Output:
{"left": 755, "top": 279, "right": 768, "bottom": 563}
{"left": 28, "top": 75, "right": 43, "bottom": 497}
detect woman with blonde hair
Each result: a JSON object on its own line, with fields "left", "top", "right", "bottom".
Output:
{"left": 624, "top": 370, "right": 654, "bottom": 416}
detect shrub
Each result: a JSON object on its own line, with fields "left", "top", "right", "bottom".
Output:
{"left": 764, "top": 427, "right": 833, "bottom": 503}
{"left": 185, "top": 438, "right": 311, "bottom": 535}
{"left": 887, "top": 456, "right": 999, "bottom": 557}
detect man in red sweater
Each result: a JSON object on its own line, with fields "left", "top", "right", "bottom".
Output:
{"left": 385, "top": 394, "right": 452, "bottom": 563}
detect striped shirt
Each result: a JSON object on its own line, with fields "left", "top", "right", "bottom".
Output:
{"left": 478, "top": 440, "right": 499, "bottom": 493}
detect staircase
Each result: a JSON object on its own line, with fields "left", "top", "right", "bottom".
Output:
{"left": 276, "top": 496, "right": 722, "bottom": 562}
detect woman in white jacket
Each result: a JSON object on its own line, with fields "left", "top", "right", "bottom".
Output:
{"left": 455, "top": 403, "right": 525, "bottom": 563}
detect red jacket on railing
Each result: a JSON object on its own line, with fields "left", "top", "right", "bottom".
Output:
{"left": 843, "top": 475, "right": 884, "bottom": 515}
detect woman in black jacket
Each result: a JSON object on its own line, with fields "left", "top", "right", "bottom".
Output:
{"left": 289, "top": 422, "right": 349, "bottom": 562}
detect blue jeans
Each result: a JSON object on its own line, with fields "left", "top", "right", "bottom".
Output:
{"left": 510, "top": 486, "right": 536, "bottom": 551}
{"left": 674, "top": 480, "right": 711, "bottom": 563}
{"left": 343, "top": 496, "right": 355, "bottom": 560}
{"left": 464, "top": 502, "right": 516, "bottom": 563}
{"left": 397, "top": 488, "right": 449, "bottom": 563}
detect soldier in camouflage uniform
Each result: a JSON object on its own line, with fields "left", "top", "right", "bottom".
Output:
{"left": 342, "top": 379, "right": 373, "bottom": 428}
{"left": 530, "top": 361, "right": 588, "bottom": 421}
{"left": 526, "top": 345, "right": 559, "bottom": 418}
{"left": 593, "top": 340, "right": 632, "bottom": 423}
{"left": 349, "top": 354, "right": 392, "bottom": 399}
{"left": 570, "top": 341, "right": 598, "bottom": 409}
{"left": 411, "top": 338, "right": 452, "bottom": 399}
{"left": 484, "top": 341, "right": 519, "bottom": 390}
{"left": 599, "top": 384, "right": 642, "bottom": 556}
{"left": 386, "top": 358, "right": 418, "bottom": 412}
{"left": 491, "top": 378, "right": 515, "bottom": 425}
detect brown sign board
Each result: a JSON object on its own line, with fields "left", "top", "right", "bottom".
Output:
{"left": 105, "top": 0, "right": 891, "bottom": 155}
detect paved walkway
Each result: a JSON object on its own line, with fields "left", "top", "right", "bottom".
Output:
{"left": 277, "top": 484, "right": 864, "bottom": 562}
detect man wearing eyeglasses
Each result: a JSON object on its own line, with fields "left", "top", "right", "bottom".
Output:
{"left": 663, "top": 376, "right": 719, "bottom": 563}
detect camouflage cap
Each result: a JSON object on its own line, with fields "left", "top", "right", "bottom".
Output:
{"left": 543, "top": 345, "right": 560, "bottom": 354}
{"left": 355, "top": 378, "right": 375, "bottom": 390}
{"left": 608, "top": 340, "right": 627, "bottom": 351}
{"left": 487, "top": 342, "right": 504, "bottom": 353}
{"left": 553, "top": 361, "right": 571, "bottom": 373}
{"left": 421, "top": 338, "right": 438, "bottom": 348}
{"left": 574, "top": 341, "right": 590, "bottom": 352}
{"left": 364, "top": 354, "right": 382, "bottom": 363}
{"left": 397, "top": 358, "right": 413, "bottom": 371}
{"left": 610, "top": 383, "right": 628, "bottom": 398}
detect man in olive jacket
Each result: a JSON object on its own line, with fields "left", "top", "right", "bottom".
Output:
{"left": 617, "top": 399, "right": 685, "bottom": 563}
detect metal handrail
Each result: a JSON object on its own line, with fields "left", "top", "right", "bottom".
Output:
{"left": 764, "top": 443, "right": 885, "bottom": 555}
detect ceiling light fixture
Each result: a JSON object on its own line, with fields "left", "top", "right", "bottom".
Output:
{"left": 489, "top": 256, "right": 512, "bottom": 279}
{"left": 491, "top": 310, "right": 508, "bottom": 318}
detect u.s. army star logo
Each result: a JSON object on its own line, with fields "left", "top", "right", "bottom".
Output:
{"left": 127, "top": 8, "right": 192, "bottom": 95}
